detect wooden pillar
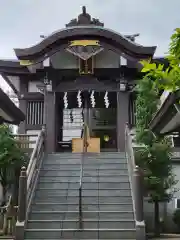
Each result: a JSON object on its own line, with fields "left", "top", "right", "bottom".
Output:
{"left": 44, "top": 91, "right": 56, "bottom": 153}
{"left": 18, "top": 80, "right": 28, "bottom": 133}
{"left": 116, "top": 91, "right": 129, "bottom": 152}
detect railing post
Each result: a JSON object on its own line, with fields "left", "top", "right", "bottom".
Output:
{"left": 42, "top": 124, "right": 46, "bottom": 134}
{"left": 134, "top": 166, "right": 144, "bottom": 222}
{"left": 17, "top": 166, "right": 27, "bottom": 222}
{"left": 42, "top": 124, "right": 46, "bottom": 152}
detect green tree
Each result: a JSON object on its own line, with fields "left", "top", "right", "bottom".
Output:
{"left": 140, "top": 28, "right": 180, "bottom": 91}
{"left": 135, "top": 77, "right": 177, "bottom": 237}
{"left": 136, "top": 77, "right": 159, "bottom": 145}
{"left": 0, "top": 124, "right": 27, "bottom": 205}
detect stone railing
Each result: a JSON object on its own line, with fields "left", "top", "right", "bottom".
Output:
{"left": 158, "top": 90, "right": 170, "bottom": 109}
{"left": 0, "top": 133, "right": 39, "bottom": 236}
{"left": 125, "top": 123, "right": 146, "bottom": 240}
{"left": 15, "top": 127, "right": 46, "bottom": 240}
{"left": 13, "top": 134, "right": 38, "bottom": 156}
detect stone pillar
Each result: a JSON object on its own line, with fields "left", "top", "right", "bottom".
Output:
{"left": 44, "top": 91, "right": 56, "bottom": 153}
{"left": 15, "top": 167, "right": 27, "bottom": 240}
{"left": 17, "top": 167, "right": 27, "bottom": 222}
{"left": 116, "top": 91, "right": 129, "bottom": 152}
{"left": 134, "top": 166, "right": 144, "bottom": 222}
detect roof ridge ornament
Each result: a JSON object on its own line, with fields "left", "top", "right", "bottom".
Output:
{"left": 66, "top": 6, "right": 104, "bottom": 27}
{"left": 82, "top": 6, "right": 86, "bottom": 14}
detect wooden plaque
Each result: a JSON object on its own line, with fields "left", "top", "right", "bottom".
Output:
{"left": 72, "top": 138, "right": 83, "bottom": 153}
{"left": 87, "top": 138, "right": 100, "bottom": 153}
{"left": 72, "top": 138, "right": 100, "bottom": 153}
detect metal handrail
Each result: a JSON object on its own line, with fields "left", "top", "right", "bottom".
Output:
{"left": 79, "top": 123, "right": 89, "bottom": 229}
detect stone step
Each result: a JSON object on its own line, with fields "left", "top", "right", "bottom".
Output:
{"left": 27, "top": 219, "right": 135, "bottom": 229}
{"left": 37, "top": 181, "right": 130, "bottom": 189}
{"left": 31, "top": 202, "right": 133, "bottom": 211}
{"left": 39, "top": 169, "right": 128, "bottom": 177}
{"left": 40, "top": 170, "right": 80, "bottom": 177}
{"left": 25, "top": 239, "right": 135, "bottom": 240}
{"left": 29, "top": 210, "right": 134, "bottom": 220}
{"left": 33, "top": 196, "right": 133, "bottom": 204}
{"left": 25, "top": 228, "right": 135, "bottom": 239}
{"left": 38, "top": 176, "right": 129, "bottom": 182}
{"left": 44, "top": 156, "right": 126, "bottom": 162}
{"left": 44, "top": 159, "right": 127, "bottom": 165}
{"left": 34, "top": 189, "right": 131, "bottom": 197}
{"left": 42, "top": 163, "right": 128, "bottom": 170}
{"left": 47, "top": 152, "right": 126, "bottom": 158}
{"left": 45, "top": 152, "right": 125, "bottom": 158}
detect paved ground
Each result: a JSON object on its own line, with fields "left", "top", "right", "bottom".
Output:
{"left": 0, "top": 237, "right": 13, "bottom": 240}
{"left": 147, "top": 234, "right": 180, "bottom": 239}
{"left": 0, "top": 238, "right": 13, "bottom": 240}
{"left": 148, "top": 238, "right": 179, "bottom": 240}
{"left": 149, "top": 236, "right": 180, "bottom": 240}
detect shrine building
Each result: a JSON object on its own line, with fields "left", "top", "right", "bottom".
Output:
{"left": 0, "top": 6, "right": 157, "bottom": 153}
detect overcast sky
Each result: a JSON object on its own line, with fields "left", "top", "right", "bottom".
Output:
{"left": 0, "top": 0, "right": 180, "bottom": 90}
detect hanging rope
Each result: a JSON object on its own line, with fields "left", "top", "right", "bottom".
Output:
{"left": 104, "top": 91, "right": 109, "bottom": 108}
{"left": 90, "top": 90, "right": 95, "bottom": 108}
{"left": 63, "top": 92, "right": 68, "bottom": 109}
{"left": 77, "top": 90, "right": 82, "bottom": 108}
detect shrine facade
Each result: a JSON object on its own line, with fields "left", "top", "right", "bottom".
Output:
{"left": 0, "top": 6, "right": 157, "bottom": 153}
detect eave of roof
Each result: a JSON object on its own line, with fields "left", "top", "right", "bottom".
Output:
{"left": 0, "top": 59, "right": 22, "bottom": 67}
{"left": 149, "top": 91, "right": 180, "bottom": 133}
{"left": 0, "top": 88, "right": 25, "bottom": 125}
{"left": 14, "top": 26, "right": 156, "bottom": 60}
{"left": 152, "top": 57, "right": 170, "bottom": 68}
{"left": 0, "top": 59, "right": 29, "bottom": 74}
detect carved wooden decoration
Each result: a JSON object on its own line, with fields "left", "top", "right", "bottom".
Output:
{"left": 66, "top": 40, "right": 104, "bottom": 60}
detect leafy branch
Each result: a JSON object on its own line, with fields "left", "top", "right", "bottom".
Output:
{"left": 0, "top": 125, "right": 27, "bottom": 205}
{"left": 140, "top": 28, "right": 180, "bottom": 92}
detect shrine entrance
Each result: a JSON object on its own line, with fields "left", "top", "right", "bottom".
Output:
{"left": 56, "top": 91, "right": 117, "bottom": 152}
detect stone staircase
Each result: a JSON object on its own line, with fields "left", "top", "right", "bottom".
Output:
{"left": 24, "top": 152, "right": 136, "bottom": 239}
